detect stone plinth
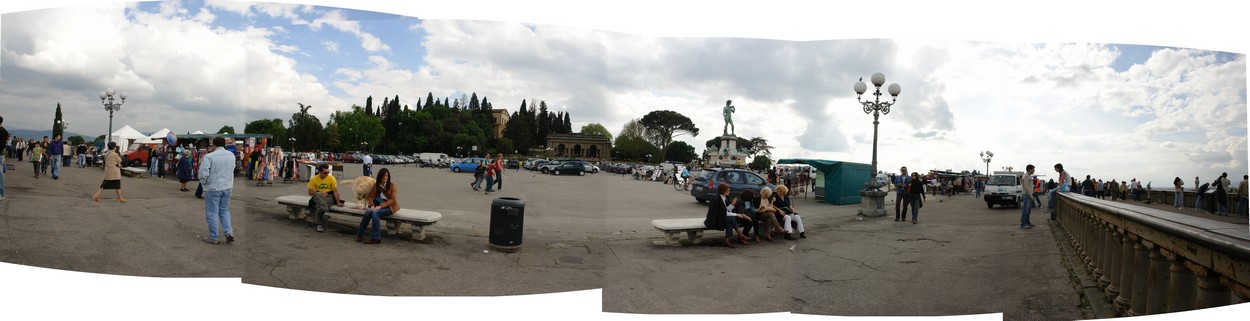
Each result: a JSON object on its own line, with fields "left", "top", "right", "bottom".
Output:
{"left": 858, "top": 190, "right": 888, "bottom": 217}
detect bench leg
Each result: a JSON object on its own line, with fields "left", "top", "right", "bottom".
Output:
{"left": 663, "top": 231, "right": 681, "bottom": 244}
{"left": 687, "top": 230, "right": 703, "bottom": 244}
{"left": 385, "top": 220, "right": 402, "bottom": 236}
{"left": 285, "top": 206, "right": 305, "bottom": 221}
{"left": 409, "top": 225, "right": 427, "bottom": 242}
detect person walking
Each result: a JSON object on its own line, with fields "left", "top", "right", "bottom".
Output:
{"left": 91, "top": 142, "right": 125, "bottom": 202}
{"left": 893, "top": 166, "right": 911, "bottom": 222}
{"left": 1019, "top": 165, "right": 1038, "bottom": 229}
{"left": 361, "top": 153, "right": 373, "bottom": 177}
{"left": 907, "top": 172, "right": 926, "bottom": 224}
{"left": 471, "top": 157, "right": 486, "bottom": 191}
{"left": 29, "top": 142, "right": 44, "bottom": 179}
{"left": 76, "top": 143, "right": 88, "bottom": 168}
{"left": 493, "top": 153, "right": 504, "bottom": 191}
{"left": 199, "top": 137, "right": 236, "bottom": 244}
{"left": 484, "top": 155, "right": 501, "bottom": 195}
{"left": 356, "top": 168, "right": 398, "bottom": 244}
{"left": 0, "top": 116, "right": 8, "bottom": 201}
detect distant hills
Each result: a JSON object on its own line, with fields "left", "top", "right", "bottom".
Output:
{"left": 6, "top": 129, "right": 91, "bottom": 140}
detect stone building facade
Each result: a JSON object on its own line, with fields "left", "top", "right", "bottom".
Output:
{"left": 545, "top": 133, "right": 610, "bottom": 161}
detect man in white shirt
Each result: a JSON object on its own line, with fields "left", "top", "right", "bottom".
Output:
{"left": 362, "top": 153, "right": 373, "bottom": 177}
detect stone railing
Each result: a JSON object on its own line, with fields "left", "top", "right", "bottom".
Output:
{"left": 1053, "top": 192, "right": 1249, "bottom": 316}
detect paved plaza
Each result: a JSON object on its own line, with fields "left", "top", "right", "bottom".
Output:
{"left": 1, "top": 160, "right": 1245, "bottom": 319}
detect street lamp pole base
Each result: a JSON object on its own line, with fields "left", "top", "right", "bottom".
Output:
{"left": 857, "top": 190, "right": 889, "bottom": 217}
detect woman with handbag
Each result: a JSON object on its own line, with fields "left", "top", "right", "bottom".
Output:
{"left": 91, "top": 142, "right": 126, "bottom": 203}
{"left": 907, "top": 172, "right": 926, "bottom": 224}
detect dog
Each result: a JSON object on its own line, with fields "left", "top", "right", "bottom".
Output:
{"left": 339, "top": 176, "right": 376, "bottom": 209}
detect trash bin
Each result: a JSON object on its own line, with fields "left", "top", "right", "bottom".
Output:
{"left": 489, "top": 197, "right": 525, "bottom": 252}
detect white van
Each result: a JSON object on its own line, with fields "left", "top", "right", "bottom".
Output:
{"left": 985, "top": 171, "right": 1026, "bottom": 208}
{"left": 415, "top": 152, "right": 450, "bottom": 165}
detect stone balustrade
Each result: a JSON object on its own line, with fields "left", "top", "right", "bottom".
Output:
{"left": 1053, "top": 192, "right": 1248, "bottom": 316}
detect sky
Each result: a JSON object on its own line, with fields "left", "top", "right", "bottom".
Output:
{"left": 2, "top": 0, "right": 1246, "bottom": 189}
{"left": 2, "top": 1, "right": 1248, "bottom": 320}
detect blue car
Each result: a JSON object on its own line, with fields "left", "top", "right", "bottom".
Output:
{"left": 690, "top": 168, "right": 776, "bottom": 204}
{"left": 450, "top": 157, "right": 485, "bottom": 173}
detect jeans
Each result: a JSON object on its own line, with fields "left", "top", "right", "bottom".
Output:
{"left": 78, "top": 154, "right": 86, "bottom": 168}
{"left": 204, "top": 189, "right": 234, "bottom": 241}
{"left": 894, "top": 191, "right": 910, "bottom": 220}
{"left": 1, "top": 155, "right": 6, "bottom": 198}
{"left": 1195, "top": 195, "right": 1204, "bottom": 210}
{"left": 485, "top": 175, "right": 496, "bottom": 193}
{"left": 1174, "top": 191, "right": 1183, "bottom": 207}
{"left": 1020, "top": 196, "right": 1033, "bottom": 227}
{"left": 50, "top": 155, "right": 62, "bottom": 177}
{"left": 150, "top": 157, "right": 158, "bottom": 176}
{"left": 1047, "top": 185, "right": 1069, "bottom": 210}
{"left": 472, "top": 175, "right": 484, "bottom": 189}
{"left": 357, "top": 207, "right": 393, "bottom": 240}
{"left": 495, "top": 171, "right": 502, "bottom": 190}
{"left": 363, "top": 164, "right": 372, "bottom": 177}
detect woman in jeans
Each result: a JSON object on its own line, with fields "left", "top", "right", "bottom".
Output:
{"left": 356, "top": 168, "right": 398, "bottom": 244}
{"left": 908, "top": 172, "right": 927, "bottom": 224}
{"left": 1173, "top": 177, "right": 1184, "bottom": 209}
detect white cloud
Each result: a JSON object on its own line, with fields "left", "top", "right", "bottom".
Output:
{"left": 309, "top": 9, "right": 389, "bottom": 53}
{"left": 321, "top": 40, "right": 338, "bottom": 52}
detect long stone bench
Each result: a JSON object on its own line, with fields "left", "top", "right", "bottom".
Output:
{"left": 276, "top": 195, "right": 442, "bottom": 241}
{"left": 120, "top": 167, "right": 146, "bottom": 177}
{"left": 651, "top": 218, "right": 715, "bottom": 244}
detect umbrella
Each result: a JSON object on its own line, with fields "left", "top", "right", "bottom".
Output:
{"left": 166, "top": 132, "right": 176, "bottom": 145}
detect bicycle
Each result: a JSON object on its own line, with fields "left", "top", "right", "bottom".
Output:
{"left": 673, "top": 175, "right": 692, "bottom": 191}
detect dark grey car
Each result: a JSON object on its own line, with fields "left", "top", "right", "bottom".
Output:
{"left": 689, "top": 168, "right": 776, "bottom": 204}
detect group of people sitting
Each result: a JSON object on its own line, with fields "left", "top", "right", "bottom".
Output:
{"left": 704, "top": 183, "right": 806, "bottom": 248}
{"left": 306, "top": 163, "right": 400, "bottom": 244}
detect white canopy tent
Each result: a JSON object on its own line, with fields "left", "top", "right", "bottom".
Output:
{"left": 109, "top": 125, "right": 146, "bottom": 152}
{"left": 148, "top": 128, "right": 171, "bottom": 140}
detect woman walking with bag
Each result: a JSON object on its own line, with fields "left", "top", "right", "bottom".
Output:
{"left": 91, "top": 142, "right": 126, "bottom": 203}
{"left": 908, "top": 172, "right": 926, "bottom": 224}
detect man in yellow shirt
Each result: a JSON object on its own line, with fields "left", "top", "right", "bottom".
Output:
{"left": 307, "top": 164, "right": 344, "bottom": 232}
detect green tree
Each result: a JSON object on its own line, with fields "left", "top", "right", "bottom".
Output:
{"left": 287, "top": 103, "right": 325, "bottom": 152}
{"left": 503, "top": 100, "right": 533, "bottom": 152}
{"left": 639, "top": 110, "right": 699, "bottom": 162}
{"left": 331, "top": 106, "right": 385, "bottom": 153}
{"left": 580, "top": 123, "right": 612, "bottom": 141}
{"left": 217, "top": 126, "right": 235, "bottom": 134}
{"left": 244, "top": 118, "right": 287, "bottom": 148}
{"left": 52, "top": 103, "right": 64, "bottom": 138}
{"left": 68, "top": 135, "right": 85, "bottom": 146}
{"left": 748, "top": 155, "right": 773, "bottom": 171}
{"left": 747, "top": 137, "right": 773, "bottom": 158}
{"left": 612, "top": 135, "right": 660, "bottom": 162}
{"left": 665, "top": 141, "right": 697, "bottom": 163}
{"left": 324, "top": 123, "right": 341, "bottom": 151}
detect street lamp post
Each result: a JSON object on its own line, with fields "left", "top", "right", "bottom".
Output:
{"left": 99, "top": 88, "right": 127, "bottom": 147}
{"left": 980, "top": 151, "right": 994, "bottom": 175}
{"left": 854, "top": 72, "right": 901, "bottom": 190}
{"left": 289, "top": 137, "right": 297, "bottom": 153}
{"left": 362, "top": 141, "right": 369, "bottom": 153}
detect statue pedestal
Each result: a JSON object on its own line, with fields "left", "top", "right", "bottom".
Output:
{"left": 707, "top": 135, "right": 746, "bottom": 168}
{"left": 857, "top": 190, "right": 888, "bottom": 217}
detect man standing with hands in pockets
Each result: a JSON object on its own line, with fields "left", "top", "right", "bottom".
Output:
{"left": 1020, "top": 164, "right": 1039, "bottom": 229}
{"left": 200, "top": 137, "right": 237, "bottom": 245}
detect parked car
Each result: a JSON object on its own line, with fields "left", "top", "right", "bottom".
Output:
{"left": 450, "top": 157, "right": 485, "bottom": 173}
{"left": 689, "top": 168, "right": 776, "bottom": 204}
{"left": 338, "top": 153, "right": 361, "bottom": 163}
{"left": 549, "top": 162, "right": 586, "bottom": 176}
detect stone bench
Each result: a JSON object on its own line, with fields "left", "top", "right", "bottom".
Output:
{"left": 276, "top": 195, "right": 442, "bottom": 241}
{"left": 120, "top": 167, "right": 146, "bottom": 177}
{"left": 651, "top": 218, "right": 715, "bottom": 244}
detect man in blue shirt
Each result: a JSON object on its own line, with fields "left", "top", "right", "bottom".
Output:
{"left": 199, "top": 137, "right": 237, "bottom": 245}
{"left": 894, "top": 166, "right": 911, "bottom": 221}
{"left": 47, "top": 134, "right": 65, "bottom": 180}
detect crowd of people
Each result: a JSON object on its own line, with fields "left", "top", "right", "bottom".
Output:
{"left": 702, "top": 183, "right": 807, "bottom": 248}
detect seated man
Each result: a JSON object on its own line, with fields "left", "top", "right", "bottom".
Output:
{"left": 307, "top": 163, "right": 344, "bottom": 232}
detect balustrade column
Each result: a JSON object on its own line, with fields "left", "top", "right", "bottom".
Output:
{"left": 1088, "top": 216, "right": 1103, "bottom": 282}
{"left": 1127, "top": 240, "right": 1151, "bottom": 317}
{"left": 1163, "top": 250, "right": 1197, "bottom": 312}
{"left": 1144, "top": 243, "right": 1170, "bottom": 314}
{"left": 1113, "top": 231, "right": 1135, "bottom": 315}
{"left": 1187, "top": 262, "right": 1231, "bottom": 309}
{"left": 1103, "top": 226, "right": 1122, "bottom": 301}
